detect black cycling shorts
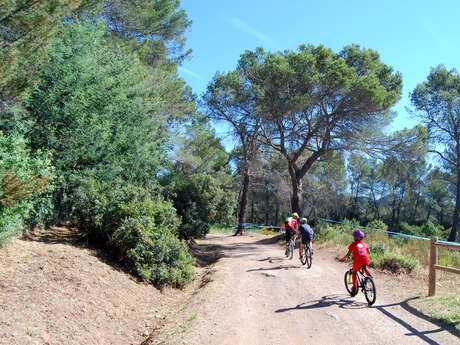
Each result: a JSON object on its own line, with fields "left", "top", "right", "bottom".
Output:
{"left": 285, "top": 229, "right": 296, "bottom": 242}
{"left": 301, "top": 237, "right": 311, "bottom": 245}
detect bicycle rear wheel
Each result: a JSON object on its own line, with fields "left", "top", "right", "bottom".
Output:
{"left": 305, "top": 246, "right": 312, "bottom": 268}
{"left": 363, "top": 276, "right": 376, "bottom": 305}
{"left": 288, "top": 239, "right": 294, "bottom": 260}
{"left": 344, "top": 270, "right": 353, "bottom": 294}
{"left": 300, "top": 244, "right": 307, "bottom": 265}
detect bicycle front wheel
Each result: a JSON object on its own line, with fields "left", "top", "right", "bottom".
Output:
{"left": 344, "top": 270, "right": 353, "bottom": 294}
{"left": 363, "top": 276, "right": 376, "bottom": 305}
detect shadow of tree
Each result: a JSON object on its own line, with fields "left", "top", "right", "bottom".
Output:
{"left": 247, "top": 265, "right": 302, "bottom": 272}
{"left": 275, "top": 294, "right": 460, "bottom": 345}
{"left": 275, "top": 294, "right": 367, "bottom": 313}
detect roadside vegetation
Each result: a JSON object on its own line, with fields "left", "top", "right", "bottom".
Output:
{"left": 408, "top": 294, "right": 460, "bottom": 331}
{"left": 314, "top": 218, "right": 460, "bottom": 273}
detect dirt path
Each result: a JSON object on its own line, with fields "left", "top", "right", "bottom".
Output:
{"left": 150, "top": 234, "right": 460, "bottom": 345}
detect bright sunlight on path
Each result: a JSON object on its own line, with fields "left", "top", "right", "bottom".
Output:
{"left": 152, "top": 234, "right": 460, "bottom": 345}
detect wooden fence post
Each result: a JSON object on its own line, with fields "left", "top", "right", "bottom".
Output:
{"left": 428, "top": 237, "right": 438, "bottom": 297}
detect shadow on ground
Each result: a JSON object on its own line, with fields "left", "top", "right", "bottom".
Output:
{"left": 192, "top": 233, "right": 283, "bottom": 268}
{"left": 276, "top": 294, "right": 460, "bottom": 345}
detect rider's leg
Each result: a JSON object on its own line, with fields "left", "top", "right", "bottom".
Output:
{"left": 352, "top": 270, "right": 358, "bottom": 289}
{"left": 363, "top": 267, "right": 371, "bottom": 276}
{"left": 352, "top": 260, "right": 362, "bottom": 290}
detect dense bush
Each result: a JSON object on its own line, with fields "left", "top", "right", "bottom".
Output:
{"left": 314, "top": 222, "right": 350, "bottom": 245}
{"left": 399, "top": 221, "right": 445, "bottom": 238}
{"left": 0, "top": 132, "right": 55, "bottom": 246}
{"left": 370, "top": 252, "right": 419, "bottom": 273}
{"left": 367, "top": 220, "right": 388, "bottom": 231}
{"left": 71, "top": 180, "right": 195, "bottom": 287}
{"left": 167, "top": 172, "right": 236, "bottom": 240}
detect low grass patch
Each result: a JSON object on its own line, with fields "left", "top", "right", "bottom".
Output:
{"left": 208, "top": 224, "right": 233, "bottom": 234}
{"left": 408, "top": 293, "right": 460, "bottom": 330}
{"left": 259, "top": 228, "right": 279, "bottom": 235}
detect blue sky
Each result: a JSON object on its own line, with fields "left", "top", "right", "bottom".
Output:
{"left": 178, "top": 0, "right": 460, "bottom": 142}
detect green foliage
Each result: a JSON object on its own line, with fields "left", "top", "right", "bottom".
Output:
{"left": 166, "top": 123, "right": 236, "bottom": 239}
{"left": 367, "top": 220, "right": 388, "bottom": 231}
{"left": 0, "top": 131, "right": 54, "bottom": 246}
{"left": 411, "top": 65, "right": 460, "bottom": 242}
{"left": 0, "top": 22, "right": 196, "bottom": 223}
{"left": 21, "top": 22, "right": 183, "bottom": 186}
{"left": 129, "top": 228, "right": 195, "bottom": 288}
{"left": 96, "top": 0, "right": 192, "bottom": 64}
{"left": 316, "top": 219, "right": 420, "bottom": 273}
{"left": 71, "top": 179, "right": 195, "bottom": 287}
{"left": 369, "top": 242, "right": 386, "bottom": 255}
{"left": 1, "top": 5, "right": 199, "bottom": 289}
{"left": 205, "top": 43, "right": 402, "bottom": 213}
{"left": 398, "top": 221, "right": 444, "bottom": 237}
{"left": 167, "top": 173, "right": 235, "bottom": 239}
{"left": 314, "top": 223, "right": 349, "bottom": 245}
{"left": 0, "top": 0, "right": 92, "bottom": 99}
{"left": 370, "top": 252, "right": 418, "bottom": 273}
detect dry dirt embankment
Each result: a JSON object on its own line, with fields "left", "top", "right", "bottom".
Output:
{"left": 0, "top": 227, "right": 209, "bottom": 345}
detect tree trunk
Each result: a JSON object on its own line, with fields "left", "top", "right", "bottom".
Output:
{"left": 54, "top": 188, "right": 66, "bottom": 224}
{"left": 264, "top": 181, "right": 269, "bottom": 225}
{"left": 275, "top": 205, "right": 279, "bottom": 226}
{"left": 291, "top": 175, "right": 303, "bottom": 214}
{"left": 235, "top": 171, "right": 250, "bottom": 236}
{"left": 449, "top": 166, "right": 460, "bottom": 241}
{"left": 412, "top": 191, "right": 420, "bottom": 223}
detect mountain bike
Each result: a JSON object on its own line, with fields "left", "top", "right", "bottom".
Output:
{"left": 286, "top": 234, "right": 297, "bottom": 260}
{"left": 344, "top": 266, "right": 376, "bottom": 305}
{"left": 300, "top": 242, "right": 312, "bottom": 268}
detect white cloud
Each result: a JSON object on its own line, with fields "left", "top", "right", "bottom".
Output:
{"left": 225, "top": 16, "right": 276, "bottom": 46}
{"left": 178, "top": 66, "right": 202, "bottom": 80}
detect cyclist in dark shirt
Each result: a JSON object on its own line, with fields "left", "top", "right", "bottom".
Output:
{"left": 299, "top": 217, "right": 314, "bottom": 259}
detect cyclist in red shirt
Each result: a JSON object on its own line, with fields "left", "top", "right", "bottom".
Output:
{"left": 282, "top": 212, "right": 300, "bottom": 256}
{"left": 339, "top": 230, "right": 372, "bottom": 296}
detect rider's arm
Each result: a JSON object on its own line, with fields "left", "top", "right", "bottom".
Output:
{"left": 339, "top": 250, "right": 352, "bottom": 262}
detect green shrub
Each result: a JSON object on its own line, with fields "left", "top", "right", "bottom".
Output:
{"left": 314, "top": 223, "right": 350, "bottom": 245}
{"left": 120, "top": 218, "right": 195, "bottom": 288}
{"left": 70, "top": 179, "right": 195, "bottom": 288}
{"left": 375, "top": 253, "right": 418, "bottom": 273}
{"left": 419, "top": 221, "right": 444, "bottom": 237}
{"left": 399, "top": 222, "right": 419, "bottom": 235}
{"left": 367, "top": 220, "right": 388, "bottom": 231}
{"left": 398, "top": 221, "right": 444, "bottom": 238}
{"left": 166, "top": 173, "right": 236, "bottom": 240}
{"left": 0, "top": 131, "right": 55, "bottom": 246}
{"left": 314, "top": 223, "right": 335, "bottom": 242}
{"left": 369, "top": 242, "right": 385, "bottom": 255}
{"left": 369, "top": 251, "right": 384, "bottom": 268}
